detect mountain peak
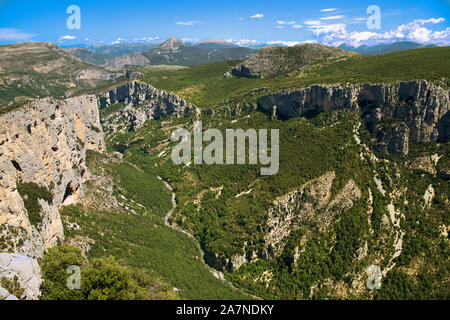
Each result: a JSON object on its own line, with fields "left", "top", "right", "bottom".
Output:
{"left": 158, "top": 36, "right": 184, "bottom": 50}
{"left": 193, "top": 39, "right": 238, "bottom": 50}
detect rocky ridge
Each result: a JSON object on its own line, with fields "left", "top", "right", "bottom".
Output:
{"left": 228, "top": 43, "right": 352, "bottom": 78}
{"left": 265, "top": 172, "right": 361, "bottom": 255}
{"left": 157, "top": 36, "right": 185, "bottom": 51}
{"left": 99, "top": 81, "right": 199, "bottom": 132}
{"left": 0, "top": 94, "right": 105, "bottom": 258}
{"left": 205, "top": 172, "right": 362, "bottom": 272}
{"left": 258, "top": 80, "right": 449, "bottom": 155}
{"left": 0, "top": 79, "right": 197, "bottom": 261}
{"left": 0, "top": 42, "right": 121, "bottom": 107}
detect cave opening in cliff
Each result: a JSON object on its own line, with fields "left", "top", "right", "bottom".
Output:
{"left": 302, "top": 108, "right": 321, "bottom": 120}
{"left": 11, "top": 160, "right": 22, "bottom": 172}
{"left": 63, "top": 182, "right": 77, "bottom": 203}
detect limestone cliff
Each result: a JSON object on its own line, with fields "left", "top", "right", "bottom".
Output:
{"left": 205, "top": 173, "right": 362, "bottom": 272}
{"left": 258, "top": 80, "right": 449, "bottom": 155}
{"left": 0, "top": 81, "right": 196, "bottom": 258}
{"left": 0, "top": 253, "right": 41, "bottom": 300}
{"left": 99, "top": 81, "right": 199, "bottom": 132}
{"left": 0, "top": 94, "right": 105, "bottom": 258}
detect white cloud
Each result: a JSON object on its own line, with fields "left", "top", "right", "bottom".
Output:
{"left": 112, "top": 37, "right": 126, "bottom": 44}
{"left": 276, "top": 26, "right": 284, "bottom": 29}
{"left": 429, "top": 27, "right": 450, "bottom": 41}
{"left": 133, "top": 36, "right": 160, "bottom": 42}
{"left": 309, "top": 17, "right": 450, "bottom": 47}
{"left": 300, "top": 39, "right": 318, "bottom": 44}
{"left": 175, "top": 21, "right": 197, "bottom": 26}
{"left": 304, "top": 20, "right": 322, "bottom": 26}
{"left": 229, "top": 39, "right": 261, "bottom": 46}
{"left": 238, "top": 17, "right": 245, "bottom": 21}
{"left": 292, "top": 24, "right": 303, "bottom": 29}
{"left": 58, "top": 35, "right": 76, "bottom": 42}
{"left": 277, "top": 20, "right": 295, "bottom": 25}
{"left": 225, "top": 38, "right": 317, "bottom": 47}
{"left": 309, "top": 23, "right": 347, "bottom": 35}
{"left": 267, "top": 40, "right": 309, "bottom": 46}
{"left": 415, "top": 17, "right": 445, "bottom": 24}
{"left": 321, "top": 8, "right": 338, "bottom": 12}
{"left": 0, "top": 28, "right": 35, "bottom": 41}
{"left": 320, "top": 15, "right": 344, "bottom": 20}
{"left": 182, "top": 38, "right": 199, "bottom": 43}
{"left": 251, "top": 13, "right": 264, "bottom": 19}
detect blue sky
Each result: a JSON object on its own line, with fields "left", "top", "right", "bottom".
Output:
{"left": 0, "top": 0, "right": 449, "bottom": 47}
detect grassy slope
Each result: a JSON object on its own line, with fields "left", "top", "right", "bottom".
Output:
{"left": 140, "top": 46, "right": 450, "bottom": 109}
{"left": 0, "top": 42, "right": 123, "bottom": 113}
{"left": 61, "top": 150, "right": 250, "bottom": 300}
{"left": 111, "top": 111, "right": 369, "bottom": 258}
{"left": 230, "top": 43, "right": 353, "bottom": 78}
{"left": 120, "top": 46, "right": 450, "bottom": 299}
{"left": 104, "top": 99, "right": 449, "bottom": 299}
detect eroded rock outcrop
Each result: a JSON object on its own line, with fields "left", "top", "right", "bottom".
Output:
{"left": 205, "top": 172, "right": 362, "bottom": 272}
{"left": 0, "top": 253, "right": 42, "bottom": 300}
{"left": 74, "top": 69, "right": 120, "bottom": 81}
{"left": 258, "top": 80, "right": 449, "bottom": 155}
{"left": 0, "top": 94, "right": 105, "bottom": 258}
{"left": 99, "top": 81, "right": 198, "bottom": 131}
{"left": 266, "top": 172, "right": 361, "bottom": 255}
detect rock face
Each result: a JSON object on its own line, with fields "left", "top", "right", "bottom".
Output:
{"left": 158, "top": 36, "right": 185, "bottom": 51}
{"left": 0, "top": 253, "right": 42, "bottom": 300}
{"left": 0, "top": 94, "right": 105, "bottom": 257}
{"left": 258, "top": 80, "right": 449, "bottom": 155}
{"left": 0, "top": 80, "right": 194, "bottom": 257}
{"left": 266, "top": 173, "right": 361, "bottom": 255}
{"left": 105, "top": 53, "right": 151, "bottom": 69}
{"left": 74, "top": 69, "right": 120, "bottom": 81}
{"left": 99, "top": 81, "right": 198, "bottom": 131}
{"left": 229, "top": 43, "right": 352, "bottom": 79}
{"left": 205, "top": 172, "right": 362, "bottom": 272}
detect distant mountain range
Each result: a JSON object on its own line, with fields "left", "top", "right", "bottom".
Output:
{"left": 192, "top": 39, "right": 239, "bottom": 51}
{"left": 89, "top": 43, "right": 158, "bottom": 57}
{"left": 135, "top": 37, "right": 255, "bottom": 68}
{"left": 62, "top": 39, "right": 441, "bottom": 69}
{"left": 65, "top": 48, "right": 111, "bottom": 65}
{"left": 65, "top": 37, "right": 255, "bottom": 69}
{"left": 338, "top": 41, "right": 436, "bottom": 55}
{"left": 62, "top": 43, "right": 158, "bottom": 57}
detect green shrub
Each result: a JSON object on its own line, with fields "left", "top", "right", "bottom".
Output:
{"left": 1, "top": 276, "right": 25, "bottom": 298}
{"left": 17, "top": 182, "right": 53, "bottom": 227}
{"left": 82, "top": 256, "right": 146, "bottom": 300}
{"left": 40, "top": 246, "right": 85, "bottom": 300}
{"left": 40, "top": 245, "right": 178, "bottom": 300}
